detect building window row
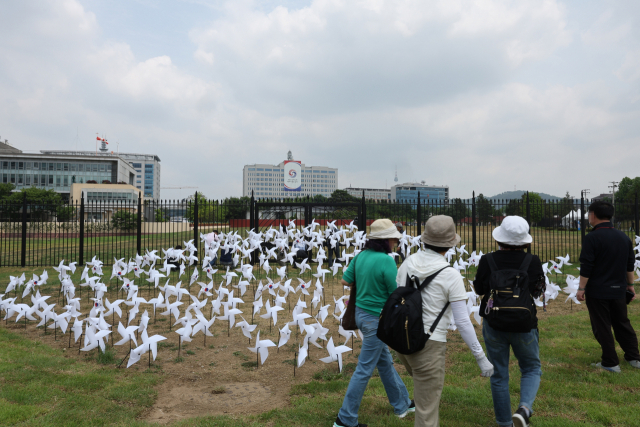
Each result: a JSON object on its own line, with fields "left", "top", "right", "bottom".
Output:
{"left": 0, "top": 161, "right": 112, "bottom": 172}
{"left": 2, "top": 173, "right": 111, "bottom": 187}
{"left": 85, "top": 191, "right": 136, "bottom": 202}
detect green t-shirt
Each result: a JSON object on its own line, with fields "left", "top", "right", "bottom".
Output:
{"left": 342, "top": 250, "right": 398, "bottom": 316}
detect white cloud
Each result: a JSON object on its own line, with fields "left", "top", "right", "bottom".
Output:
{"left": 1, "top": 0, "right": 639, "bottom": 200}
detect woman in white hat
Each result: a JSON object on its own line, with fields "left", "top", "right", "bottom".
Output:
{"left": 474, "top": 216, "right": 544, "bottom": 427}
{"left": 395, "top": 215, "right": 494, "bottom": 427}
{"left": 334, "top": 219, "right": 414, "bottom": 427}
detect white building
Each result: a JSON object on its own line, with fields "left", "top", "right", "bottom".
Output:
{"left": 344, "top": 187, "right": 390, "bottom": 202}
{"left": 42, "top": 143, "right": 161, "bottom": 199}
{"left": 1, "top": 140, "right": 137, "bottom": 202}
{"left": 243, "top": 152, "right": 338, "bottom": 199}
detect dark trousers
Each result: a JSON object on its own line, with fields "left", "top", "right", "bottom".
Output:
{"left": 586, "top": 297, "right": 640, "bottom": 367}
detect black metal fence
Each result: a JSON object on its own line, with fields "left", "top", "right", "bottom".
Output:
{"left": 1, "top": 192, "right": 638, "bottom": 267}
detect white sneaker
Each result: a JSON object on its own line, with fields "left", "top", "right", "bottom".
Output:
{"left": 591, "top": 362, "right": 621, "bottom": 373}
{"left": 397, "top": 400, "right": 415, "bottom": 418}
{"left": 627, "top": 359, "right": 640, "bottom": 369}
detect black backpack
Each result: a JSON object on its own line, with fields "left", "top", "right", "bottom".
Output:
{"left": 377, "top": 266, "right": 451, "bottom": 355}
{"left": 480, "top": 253, "right": 535, "bottom": 333}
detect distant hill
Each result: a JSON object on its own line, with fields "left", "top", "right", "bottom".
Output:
{"left": 487, "top": 191, "right": 561, "bottom": 201}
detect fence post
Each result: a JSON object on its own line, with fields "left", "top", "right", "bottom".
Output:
{"left": 635, "top": 193, "right": 639, "bottom": 236}
{"left": 136, "top": 196, "right": 142, "bottom": 255}
{"left": 360, "top": 191, "right": 366, "bottom": 231}
{"left": 526, "top": 191, "right": 531, "bottom": 254}
{"left": 580, "top": 192, "right": 586, "bottom": 243}
{"left": 79, "top": 196, "right": 85, "bottom": 265}
{"left": 21, "top": 192, "right": 27, "bottom": 267}
{"left": 472, "top": 191, "right": 476, "bottom": 252}
{"left": 250, "top": 191, "right": 255, "bottom": 231}
{"left": 193, "top": 192, "right": 199, "bottom": 258}
{"left": 417, "top": 192, "right": 421, "bottom": 237}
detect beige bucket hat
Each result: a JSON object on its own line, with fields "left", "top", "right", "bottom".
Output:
{"left": 368, "top": 219, "right": 403, "bottom": 240}
{"left": 421, "top": 215, "right": 461, "bottom": 247}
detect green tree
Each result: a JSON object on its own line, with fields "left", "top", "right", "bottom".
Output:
{"left": 111, "top": 210, "right": 137, "bottom": 230}
{"left": 436, "top": 198, "right": 470, "bottom": 222}
{"left": 558, "top": 191, "right": 576, "bottom": 217}
{"left": 475, "top": 194, "right": 498, "bottom": 224}
{"left": 328, "top": 189, "right": 359, "bottom": 203}
{"left": 613, "top": 177, "right": 640, "bottom": 221}
{"left": 184, "top": 193, "right": 225, "bottom": 223}
{"left": 154, "top": 207, "right": 169, "bottom": 222}
{"left": 7, "top": 187, "right": 64, "bottom": 220}
{"left": 521, "top": 192, "right": 544, "bottom": 224}
{"left": 56, "top": 206, "right": 76, "bottom": 222}
{"left": 223, "top": 197, "right": 249, "bottom": 221}
{"left": 0, "top": 183, "right": 16, "bottom": 200}
{"left": 615, "top": 177, "right": 640, "bottom": 202}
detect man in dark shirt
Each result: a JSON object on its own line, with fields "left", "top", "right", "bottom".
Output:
{"left": 577, "top": 201, "right": 639, "bottom": 373}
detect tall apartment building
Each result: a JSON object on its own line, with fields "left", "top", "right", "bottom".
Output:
{"left": 243, "top": 152, "right": 338, "bottom": 199}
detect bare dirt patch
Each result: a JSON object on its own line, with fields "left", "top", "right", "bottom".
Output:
{"left": 146, "top": 381, "right": 274, "bottom": 424}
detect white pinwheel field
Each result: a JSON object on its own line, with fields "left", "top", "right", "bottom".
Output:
{"left": 0, "top": 220, "right": 590, "bottom": 394}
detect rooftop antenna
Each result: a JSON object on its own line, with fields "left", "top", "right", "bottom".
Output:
{"left": 287, "top": 150, "right": 293, "bottom": 161}
{"left": 394, "top": 166, "right": 398, "bottom": 183}
{"left": 96, "top": 133, "right": 108, "bottom": 153}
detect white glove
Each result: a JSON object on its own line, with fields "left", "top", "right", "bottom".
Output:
{"left": 475, "top": 354, "right": 494, "bottom": 377}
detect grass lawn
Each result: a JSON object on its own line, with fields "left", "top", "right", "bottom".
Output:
{"left": 1, "top": 269, "right": 638, "bottom": 426}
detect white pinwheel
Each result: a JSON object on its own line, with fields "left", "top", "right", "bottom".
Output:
{"left": 260, "top": 300, "right": 284, "bottom": 326}
{"left": 319, "top": 337, "right": 351, "bottom": 372}
{"left": 248, "top": 331, "right": 276, "bottom": 365}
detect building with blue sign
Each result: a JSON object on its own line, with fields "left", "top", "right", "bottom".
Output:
{"left": 391, "top": 182, "right": 449, "bottom": 205}
{"left": 243, "top": 152, "right": 338, "bottom": 199}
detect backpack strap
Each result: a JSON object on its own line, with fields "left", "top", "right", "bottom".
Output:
{"left": 518, "top": 253, "right": 533, "bottom": 272}
{"left": 406, "top": 274, "right": 418, "bottom": 289}
{"left": 417, "top": 266, "right": 451, "bottom": 292}
{"left": 407, "top": 266, "right": 452, "bottom": 339}
{"left": 426, "top": 301, "right": 451, "bottom": 339}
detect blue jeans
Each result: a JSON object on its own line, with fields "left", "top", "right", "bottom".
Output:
{"left": 337, "top": 307, "right": 411, "bottom": 426}
{"left": 482, "top": 322, "right": 542, "bottom": 426}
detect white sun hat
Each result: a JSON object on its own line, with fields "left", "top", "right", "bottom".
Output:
{"left": 368, "top": 219, "right": 403, "bottom": 240}
{"left": 492, "top": 216, "right": 532, "bottom": 246}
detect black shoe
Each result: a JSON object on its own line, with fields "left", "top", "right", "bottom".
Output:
{"left": 333, "top": 416, "right": 367, "bottom": 427}
{"left": 512, "top": 407, "right": 530, "bottom": 427}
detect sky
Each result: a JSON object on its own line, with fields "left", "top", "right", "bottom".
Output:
{"left": 1, "top": 0, "right": 639, "bottom": 200}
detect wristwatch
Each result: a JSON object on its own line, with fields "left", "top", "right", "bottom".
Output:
{"left": 578, "top": 288, "right": 586, "bottom": 291}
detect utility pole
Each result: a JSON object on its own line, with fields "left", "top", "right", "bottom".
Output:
{"left": 608, "top": 181, "right": 618, "bottom": 205}
{"left": 608, "top": 181, "right": 619, "bottom": 224}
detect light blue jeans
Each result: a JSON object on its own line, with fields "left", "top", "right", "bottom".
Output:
{"left": 482, "top": 322, "right": 542, "bottom": 426}
{"left": 337, "top": 307, "right": 411, "bottom": 426}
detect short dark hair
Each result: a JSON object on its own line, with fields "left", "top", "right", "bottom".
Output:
{"left": 423, "top": 243, "right": 450, "bottom": 253}
{"left": 364, "top": 238, "right": 392, "bottom": 254}
{"left": 588, "top": 200, "right": 614, "bottom": 220}
{"left": 496, "top": 242, "right": 529, "bottom": 250}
